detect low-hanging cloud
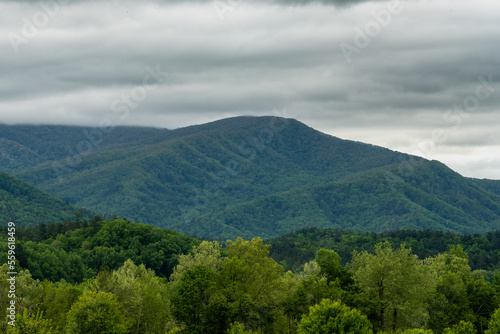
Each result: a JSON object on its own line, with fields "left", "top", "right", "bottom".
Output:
{"left": 2, "top": 0, "right": 383, "bottom": 5}
{"left": 0, "top": 0, "right": 499, "bottom": 179}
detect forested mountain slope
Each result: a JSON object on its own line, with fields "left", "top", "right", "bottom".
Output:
{"left": 0, "top": 171, "right": 78, "bottom": 226}
{"left": 0, "top": 125, "right": 169, "bottom": 173}
{"left": 1, "top": 116, "right": 500, "bottom": 238}
{"left": 179, "top": 160, "right": 500, "bottom": 238}
{"left": 472, "top": 178, "right": 500, "bottom": 197}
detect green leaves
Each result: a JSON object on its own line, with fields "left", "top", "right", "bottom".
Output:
{"left": 169, "top": 237, "right": 289, "bottom": 333}
{"left": 298, "top": 299, "right": 373, "bottom": 334}
{"left": 88, "top": 259, "right": 171, "bottom": 334}
{"left": 4, "top": 218, "right": 500, "bottom": 334}
{"left": 0, "top": 218, "right": 200, "bottom": 283}
{"left": 65, "top": 291, "right": 129, "bottom": 334}
{"left": 444, "top": 321, "right": 477, "bottom": 334}
{"left": 170, "top": 241, "right": 223, "bottom": 290}
{"left": 224, "top": 238, "right": 284, "bottom": 304}
{"left": 9, "top": 309, "right": 56, "bottom": 334}
{"left": 350, "top": 242, "right": 435, "bottom": 332}
{"left": 316, "top": 249, "right": 354, "bottom": 289}
{"left": 171, "top": 265, "right": 227, "bottom": 334}
{"left": 486, "top": 309, "right": 500, "bottom": 334}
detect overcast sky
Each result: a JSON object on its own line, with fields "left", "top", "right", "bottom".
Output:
{"left": 0, "top": 0, "right": 499, "bottom": 179}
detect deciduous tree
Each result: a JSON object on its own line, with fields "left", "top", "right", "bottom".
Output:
{"left": 65, "top": 290, "right": 129, "bottom": 334}
{"left": 298, "top": 299, "right": 372, "bottom": 334}
{"left": 350, "top": 242, "right": 435, "bottom": 332}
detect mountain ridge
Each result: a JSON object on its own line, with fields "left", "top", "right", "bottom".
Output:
{"left": 1, "top": 116, "right": 499, "bottom": 238}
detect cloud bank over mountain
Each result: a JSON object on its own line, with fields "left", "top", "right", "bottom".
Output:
{"left": 0, "top": 0, "right": 499, "bottom": 178}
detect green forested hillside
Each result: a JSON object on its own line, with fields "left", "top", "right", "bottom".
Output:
{"left": 473, "top": 178, "right": 500, "bottom": 196}
{"left": 2, "top": 117, "right": 500, "bottom": 238}
{"left": 180, "top": 160, "right": 500, "bottom": 239}
{"left": 0, "top": 217, "right": 199, "bottom": 283}
{"left": 0, "top": 124, "right": 168, "bottom": 173}
{"left": 0, "top": 171, "right": 79, "bottom": 226}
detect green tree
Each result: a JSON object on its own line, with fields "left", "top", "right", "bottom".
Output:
{"left": 0, "top": 265, "right": 45, "bottom": 331}
{"left": 466, "top": 273, "right": 499, "bottom": 333}
{"left": 170, "top": 241, "right": 223, "bottom": 290}
{"left": 486, "top": 308, "right": 500, "bottom": 334}
{"left": 316, "top": 249, "right": 354, "bottom": 289}
{"left": 9, "top": 309, "right": 56, "bottom": 334}
{"left": 227, "top": 321, "right": 255, "bottom": 333}
{"left": 171, "top": 265, "right": 228, "bottom": 334}
{"left": 221, "top": 238, "right": 285, "bottom": 331}
{"left": 298, "top": 299, "right": 372, "bottom": 334}
{"left": 281, "top": 269, "right": 340, "bottom": 333}
{"left": 426, "top": 246, "right": 476, "bottom": 333}
{"left": 39, "top": 280, "right": 83, "bottom": 331}
{"left": 396, "top": 330, "right": 434, "bottom": 334}
{"left": 350, "top": 242, "right": 435, "bottom": 332}
{"left": 224, "top": 238, "right": 284, "bottom": 304}
{"left": 444, "top": 321, "right": 476, "bottom": 334}
{"left": 10, "top": 268, "right": 43, "bottom": 316}
{"left": 89, "top": 259, "right": 171, "bottom": 334}
{"left": 65, "top": 290, "right": 129, "bottom": 334}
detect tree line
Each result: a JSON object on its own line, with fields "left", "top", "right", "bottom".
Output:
{"left": 268, "top": 227, "right": 500, "bottom": 279}
{"left": 2, "top": 218, "right": 500, "bottom": 333}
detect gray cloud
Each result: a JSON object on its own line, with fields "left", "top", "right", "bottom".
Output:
{"left": 0, "top": 0, "right": 499, "bottom": 179}
{"left": 2, "top": 0, "right": 383, "bottom": 5}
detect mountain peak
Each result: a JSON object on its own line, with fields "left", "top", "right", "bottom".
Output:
{"left": 1, "top": 117, "right": 500, "bottom": 238}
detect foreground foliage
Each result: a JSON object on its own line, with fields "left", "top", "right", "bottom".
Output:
{"left": 297, "top": 299, "right": 372, "bottom": 334}
{"left": 2, "top": 220, "right": 500, "bottom": 333}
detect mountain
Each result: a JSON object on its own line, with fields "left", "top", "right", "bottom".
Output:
{"left": 1, "top": 116, "right": 500, "bottom": 238}
{"left": 183, "top": 160, "right": 500, "bottom": 237}
{"left": 0, "top": 124, "right": 168, "bottom": 173}
{"left": 472, "top": 178, "right": 500, "bottom": 197}
{"left": 0, "top": 171, "right": 78, "bottom": 226}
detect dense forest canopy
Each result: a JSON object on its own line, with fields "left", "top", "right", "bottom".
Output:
{"left": 1, "top": 217, "right": 199, "bottom": 283}
{"left": 2, "top": 217, "right": 500, "bottom": 333}
{"left": 268, "top": 227, "right": 500, "bottom": 277}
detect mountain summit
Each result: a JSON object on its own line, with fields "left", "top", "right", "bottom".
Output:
{"left": 1, "top": 116, "right": 499, "bottom": 239}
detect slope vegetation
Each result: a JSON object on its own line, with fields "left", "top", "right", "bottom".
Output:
{"left": 0, "top": 171, "right": 78, "bottom": 226}
{"left": 1, "top": 116, "right": 499, "bottom": 238}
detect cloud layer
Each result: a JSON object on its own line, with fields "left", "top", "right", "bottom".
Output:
{"left": 0, "top": 0, "right": 499, "bottom": 179}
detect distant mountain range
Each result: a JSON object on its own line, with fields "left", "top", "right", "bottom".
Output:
{"left": 1, "top": 117, "right": 499, "bottom": 239}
